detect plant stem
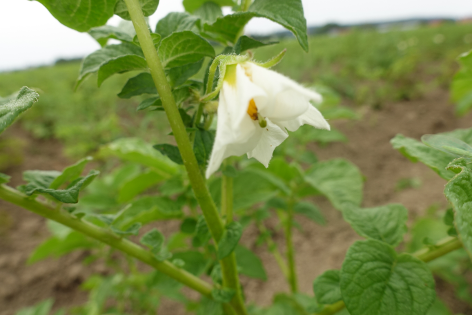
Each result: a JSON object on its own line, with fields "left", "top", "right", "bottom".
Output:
{"left": 312, "top": 236, "right": 463, "bottom": 315}
{"left": 221, "top": 160, "right": 234, "bottom": 223}
{"left": 190, "top": 102, "right": 205, "bottom": 144}
{"left": 0, "top": 184, "right": 213, "bottom": 296}
{"left": 240, "top": 0, "right": 252, "bottom": 12}
{"left": 122, "top": 1, "right": 247, "bottom": 313}
{"left": 257, "top": 221, "right": 289, "bottom": 279}
{"left": 285, "top": 198, "right": 298, "bottom": 293}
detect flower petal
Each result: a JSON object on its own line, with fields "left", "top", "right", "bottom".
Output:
{"left": 246, "top": 62, "right": 322, "bottom": 121}
{"left": 275, "top": 105, "right": 330, "bottom": 132}
{"left": 247, "top": 119, "right": 288, "bottom": 168}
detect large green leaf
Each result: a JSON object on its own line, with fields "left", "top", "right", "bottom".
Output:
{"left": 340, "top": 240, "right": 435, "bottom": 315}
{"left": 313, "top": 270, "right": 342, "bottom": 305}
{"left": 24, "top": 170, "right": 99, "bottom": 204}
{"left": 28, "top": 231, "right": 97, "bottom": 263}
{"left": 49, "top": 157, "right": 93, "bottom": 189}
{"left": 294, "top": 201, "right": 326, "bottom": 225}
{"left": 193, "top": 1, "right": 223, "bottom": 24}
{"left": 203, "top": 12, "right": 253, "bottom": 44}
{"left": 166, "top": 59, "right": 204, "bottom": 87}
{"left": 88, "top": 25, "right": 135, "bottom": 47}
{"left": 97, "top": 55, "right": 149, "bottom": 87}
{"left": 118, "top": 72, "right": 157, "bottom": 98}
{"left": 391, "top": 130, "right": 472, "bottom": 180}
{"left": 77, "top": 43, "right": 143, "bottom": 87}
{"left": 158, "top": 31, "right": 215, "bottom": 68}
{"left": 117, "top": 169, "right": 167, "bottom": 203}
{"left": 36, "top": 0, "right": 116, "bottom": 32}
{"left": 235, "top": 245, "right": 267, "bottom": 280}
{"left": 342, "top": 204, "right": 408, "bottom": 247}
{"left": 444, "top": 158, "right": 472, "bottom": 258}
{"left": 114, "top": 0, "right": 160, "bottom": 20}
{"left": 112, "top": 196, "right": 183, "bottom": 230}
{"left": 183, "top": 0, "right": 235, "bottom": 13}
{"left": 248, "top": 0, "right": 308, "bottom": 51}
{"left": 391, "top": 134, "right": 455, "bottom": 180}
{"left": 99, "top": 138, "right": 179, "bottom": 175}
{"left": 304, "top": 159, "right": 363, "bottom": 211}
{"left": 0, "top": 87, "right": 39, "bottom": 134}
{"left": 155, "top": 12, "right": 199, "bottom": 38}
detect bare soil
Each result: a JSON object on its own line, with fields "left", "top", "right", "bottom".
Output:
{"left": 1, "top": 88, "right": 472, "bottom": 314}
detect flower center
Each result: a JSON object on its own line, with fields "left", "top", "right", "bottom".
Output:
{"left": 247, "top": 99, "right": 258, "bottom": 121}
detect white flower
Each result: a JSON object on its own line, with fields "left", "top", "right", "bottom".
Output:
{"left": 205, "top": 62, "right": 330, "bottom": 178}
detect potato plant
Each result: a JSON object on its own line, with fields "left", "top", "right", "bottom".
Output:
{"left": 1, "top": 1, "right": 472, "bottom": 315}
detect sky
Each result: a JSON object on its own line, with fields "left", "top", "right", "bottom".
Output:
{"left": 1, "top": 0, "right": 472, "bottom": 72}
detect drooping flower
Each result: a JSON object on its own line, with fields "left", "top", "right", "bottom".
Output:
{"left": 205, "top": 61, "right": 330, "bottom": 178}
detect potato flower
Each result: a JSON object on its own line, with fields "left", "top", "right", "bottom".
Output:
{"left": 205, "top": 61, "right": 330, "bottom": 178}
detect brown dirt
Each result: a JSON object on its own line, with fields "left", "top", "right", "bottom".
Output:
{"left": 1, "top": 88, "right": 472, "bottom": 314}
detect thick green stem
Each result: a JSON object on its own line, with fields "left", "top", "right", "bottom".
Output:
{"left": 0, "top": 184, "right": 213, "bottom": 296}
{"left": 285, "top": 198, "right": 298, "bottom": 293}
{"left": 313, "top": 236, "right": 463, "bottom": 315}
{"left": 240, "top": 0, "right": 252, "bottom": 11}
{"left": 122, "top": 1, "right": 247, "bottom": 313}
{"left": 221, "top": 160, "right": 234, "bottom": 223}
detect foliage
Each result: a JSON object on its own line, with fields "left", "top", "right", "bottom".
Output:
{"left": 4, "top": 1, "right": 472, "bottom": 315}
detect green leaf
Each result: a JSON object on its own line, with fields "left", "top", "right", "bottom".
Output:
{"left": 167, "top": 59, "right": 204, "bottom": 87}
{"left": 203, "top": 12, "right": 253, "bottom": 44}
{"left": 112, "top": 196, "right": 183, "bottom": 230}
{"left": 172, "top": 251, "right": 207, "bottom": 275}
{"left": 217, "top": 221, "right": 243, "bottom": 259}
{"left": 294, "top": 201, "right": 325, "bottom": 225}
{"left": 28, "top": 231, "right": 96, "bottom": 263}
{"left": 140, "top": 228, "right": 165, "bottom": 250}
{"left": 114, "top": 0, "right": 160, "bottom": 20}
{"left": 0, "top": 173, "right": 10, "bottom": 184}
{"left": 97, "top": 55, "right": 148, "bottom": 87}
{"left": 20, "top": 170, "right": 61, "bottom": 191}
{"left": 422, "top": 134, "right": 472, "bottom": 159}
{"left": 111, "top": 222, "right": 141, "bottom": 236}
{"left": 49, "top": 157, "right": 93, "bottom": 189}
{"left": 25, "top": 170, "right": 99, "bottom": 203}
{"left": 233, "top": 36, "right": 277, "bottom": 54}
{"left": 15, "top": 299, "right": 54, "bottom": 315}
{"left": 248, "top": 0, "right": 308, "bottom": 51}
{"left": 118, "top": 169, "right": 167, "bottom": 203}
{"left": 77, "top": 43, "right": 143, "bottom": 87}
{"left": 0, "top": 87, "right": 39, "bottom": 134}
{"left": 138, "top": 96, "right": 162, "bottom": 111}
{"left": 194, "top": 1, "right": 223, "bottom": 24}
{"left": 99, "top": 138, "right": 179, "bottom": 174}
{"left": 212, "top": 288, "right": 235, "bottom": 303}
{"left": 155, "top": 12, "right": 199, "bottom": 38}
{"left": 193, "top": 215, "right": 211, "bottom": 247}
{"left": 313, "top": 270, "right": 342, "bottom": 304}
{"left": 304, "top": 159, "right": 363, "bottom": 211}
{"left": 158, "top": 31, "right": 215, "bottom": 68}
{"left": 153, "top": 144, "right": 184, "bottom": 165}
{"left": 183, "top": 0, "right": 235, "bottom": 12}
{"left": 118, "top": 72, "right": 157, "bottom": 98}
{"left": 180, "top": 217, "right": 197, "bottom": 234}
{"left": 444, "top": 158, "right": 472, "bottom": 258}
{"left": 391, "top": 134, "right": 457, "bottom": 180}
{"left": 342, "top": 204, "right": 408, "bottom": 247}
{"left": 88, "top": 25, "right": 135, "bottom": 47}
{"left": 194, "top": 129, "right": 215, "bottom": 166}
{"left": 235, "top": 245, "right": 267, "bottom": 280}
{"left": 36, "top": 0, "right": 115, "bottom": 32}
{"left": 340, "top": 240, "right": 435, "bottom": 315}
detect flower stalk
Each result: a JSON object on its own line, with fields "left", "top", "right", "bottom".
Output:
{"left": 0, "top": 184, "right": 213, "bottom": 296}
{"left": 122, "top": 0, "right": 248, "bottom": 313}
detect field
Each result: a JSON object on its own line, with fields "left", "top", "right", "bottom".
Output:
{"left": 1, "top": 22, "right": 472, "bottom": 314}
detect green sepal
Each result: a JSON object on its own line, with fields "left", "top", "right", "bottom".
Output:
{"left": 252, "top": 49, "right": 286, "bottom": 68}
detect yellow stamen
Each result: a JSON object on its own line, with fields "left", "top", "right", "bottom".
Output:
{"left": 247, "top": 99, "right": 258, "bottom": 121}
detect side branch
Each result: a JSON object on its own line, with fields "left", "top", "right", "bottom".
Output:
{"left": 0, "top": 184, "right": 214, "bottom": 297}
